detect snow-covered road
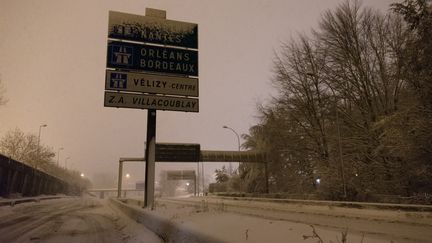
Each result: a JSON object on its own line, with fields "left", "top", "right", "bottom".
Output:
{"left": 2, "top": 195, "right": 430, "bottom": 243}
{"left": 0, "top": 197, "right": 162, "bottom": 243}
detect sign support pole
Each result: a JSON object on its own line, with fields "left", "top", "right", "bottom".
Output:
{"left": 143, "top": 8, "right": 165, "bottom": 209}
{"left": 117, "top": 161, "right": 123, "bottom": 198}
{"left": 202, "top": 162, "right": 205, "bottom": 195}
{"left": 194, "top": 172, "right": 197, "bottom": 196}
{"left": 196, "top": 162, "right": 200, "bottom": 196}
{"left": 144, "top": 109, "right": 157, "bottom": 208}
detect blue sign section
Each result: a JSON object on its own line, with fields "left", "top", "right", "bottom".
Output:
{"left": 107, "top": 41, "right": 198, "bottom": 76}
{"left": 110, "top": 45, "right": 133, "bottom": 66}
{"left": 109, "top": 72, "right": 127, "bottom": 89}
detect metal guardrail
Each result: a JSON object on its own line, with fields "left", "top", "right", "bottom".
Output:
{"left": 205, "top": 195, "right": 432, "bottom": 212}
{"left": 87, "top": 188, "right": 143, "bottom": 199}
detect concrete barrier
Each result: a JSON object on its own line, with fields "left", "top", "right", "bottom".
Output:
{"left": 109, "top": 198, "right": 223, "bottom": 243}
{"left": 0, "top": 196, "right": 65, "bottom": 207}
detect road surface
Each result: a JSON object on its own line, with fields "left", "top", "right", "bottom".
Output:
{"left": 0, "top": 197, "right": 162, "bottom": 243}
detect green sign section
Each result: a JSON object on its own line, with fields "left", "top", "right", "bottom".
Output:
{"left": 108, "top": 11, "right": 198, "bottom": 49}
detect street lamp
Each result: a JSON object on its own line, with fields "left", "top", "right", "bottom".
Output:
{"left": 36, "top": 124, "right": 47, "bottom": 169}
{"left": 65, "top": 156, "right": 70, "bottom": 169}
{"left": 222, "top": 125, "right": 241, "bottom": 175}
{"left": 37, "top": 124, "right": 47, "bottom": 148}
{"left": 57, "top": 147, "right": 64, "bottom": 166}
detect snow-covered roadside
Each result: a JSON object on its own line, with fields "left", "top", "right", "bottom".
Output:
{"left": 114, "top": 197, "right": 431, "bottom": 243}
{"left": 105, "top": 198, "right": 164, "bottom": 243}
{"left": 158, "top": 196, "right": 432, "bottom": 226}
{"left": 0, "top": 195, "right": 67, "bottom": 218}
{"left": 110, "top": 198, "right": 222, "bottom": 243}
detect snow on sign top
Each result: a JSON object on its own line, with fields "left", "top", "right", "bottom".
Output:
{"left": 108, "top": 11, "right": 198, "bottom": 49}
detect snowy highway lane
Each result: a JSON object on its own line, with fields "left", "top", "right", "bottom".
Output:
{"left": 0, "top": 197, "right": 162, "bottom": 243}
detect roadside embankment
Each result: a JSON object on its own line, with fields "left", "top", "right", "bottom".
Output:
{"left": 109, "top": 198, "right": 223, "bottom": 243}
{"left": 110, "top": 197, "right": 432, "bottom": 242}
{"left": 158, "top": 196, "right": 432, "bottom": 227}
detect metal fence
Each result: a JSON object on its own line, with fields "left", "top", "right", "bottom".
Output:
{"left": 0, "top": 154, "right": 75, "bottom": 198}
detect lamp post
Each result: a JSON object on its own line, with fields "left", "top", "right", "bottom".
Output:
{"left": 37, "top": 124, "right": 47, "bottom": 150}
{"left": 36, "top": 124, "right": 47, "bottom": 169}
{"left": 65, "top": 156, "right": 70, "bottom": 169}
{"left": 222, "top": 125, "right": 241, "bottom": 175}
{"left": 57, "top": 147, "right": 64, "bottom": 166}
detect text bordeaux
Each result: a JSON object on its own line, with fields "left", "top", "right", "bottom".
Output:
{"left": 107, "top": 41, "right": 198, "bottom": 76}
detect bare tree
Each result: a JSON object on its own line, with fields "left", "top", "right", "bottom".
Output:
{"left": 0, "top": 128, "right": 91, "bottom": 192}
{"left": 242, "top": 0, "right": 432, "bottom": 199}
{"left": 0, "top": 128, "right": 55, "bottom": 169}
{"left": 274, "top": 35, "right": 332, "bottom": 162}
{"left": 0, "top": 75, "right": 7, "bottom": 106}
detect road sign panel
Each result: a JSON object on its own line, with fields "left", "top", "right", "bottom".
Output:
{"left": 108, "top": 11, "right": 198, "bottom": 49}
{"left": 166, "top": 170, "right": 196, "bottom": 180}
{"left": 104, "top": 91, "right": 199, "bottom": 112}
{"left": 107, "top": 41, "right": 198, "bottom": 76}
{"left": 105, "top": 70, "right": 198, "bottom": 97}
{"left": 156, "top": 143, "right": 200, "bottom": 162}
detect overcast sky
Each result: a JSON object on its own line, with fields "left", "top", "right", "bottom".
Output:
{"left": 0, "top": 0, "right": 395, "bottom": 187}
